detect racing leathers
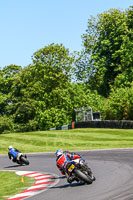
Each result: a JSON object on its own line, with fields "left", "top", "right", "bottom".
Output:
{"left": 8, "top": 148, "right": 20, "bottom": 162}
{"left": 56, "top": 151, "right": 84, "bottom": 183}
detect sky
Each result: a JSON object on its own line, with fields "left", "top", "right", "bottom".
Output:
{"left": 0, "top": 0, "right": 132, "bottom": 68}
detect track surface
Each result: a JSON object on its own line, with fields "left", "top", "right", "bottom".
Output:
{"left": 1, "top": 149, "right": 133, "bottom": 200}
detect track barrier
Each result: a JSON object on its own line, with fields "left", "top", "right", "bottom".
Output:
{"left": 49, "top": 120, "right": 133, "bottom": 130}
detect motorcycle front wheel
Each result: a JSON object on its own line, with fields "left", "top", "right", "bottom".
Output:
{"left": 74, "top": 169, "right": 93, "bottom": 184}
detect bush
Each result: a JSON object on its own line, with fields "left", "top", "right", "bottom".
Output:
{"left": 104, "top": 87, "right": 133, "bottom": 120}
{"left": 14, "top": 120, "right": 38, "bottom": 132}
{"left": 0, "top": 116, "right": 14, "bottom": 134}
{"left": 36, "top": 108, "right": 70, "bottom": 130}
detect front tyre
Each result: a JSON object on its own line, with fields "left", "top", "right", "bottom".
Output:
{"left": 74, "top": 169, "right": 93, "bottom": 184}
{"left": 20, "top": 156, "right": 30, "bottom": 165}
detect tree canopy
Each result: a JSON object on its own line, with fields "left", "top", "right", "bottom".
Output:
{"left": 76, "top": 7, "right": 133, "bottom": 96}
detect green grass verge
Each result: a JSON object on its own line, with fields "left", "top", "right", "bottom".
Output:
{"left": 0, "top": 171, "right": 35, "bottom": 200}
{"left": 1, "top": 128, "right": 133, "bottom": 154}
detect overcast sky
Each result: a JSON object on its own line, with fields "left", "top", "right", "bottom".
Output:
{"left": 0, "top": 0, "right": 132, "bottom": 68}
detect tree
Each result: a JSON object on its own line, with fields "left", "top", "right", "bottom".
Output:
{"left": 0, "top": 65, "right": 22, "bottom": 94}
{"left": 113, "top": 6, "right": 133, "bottom": 89}
{"left": 78, "top": 7, "right": 133, "bottom": 96}
{"left": 103, "top": 85, "right": 133, "bottom": 120}
{"left": 0, "top": 65, "right": 22, "bottom": 116}
{"left": 8, "top": 44, "right": 75, "bottom": 129}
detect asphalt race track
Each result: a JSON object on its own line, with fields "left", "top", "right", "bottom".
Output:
{"left": 1, "top": 149, "right": 133, "bottom": 200}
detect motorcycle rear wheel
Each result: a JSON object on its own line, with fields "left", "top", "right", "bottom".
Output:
{"left": 74, "top": 169, "right": 93, "bottom": 184}
{"left": 20, "top": 156, "right": 30, "bottom": 165}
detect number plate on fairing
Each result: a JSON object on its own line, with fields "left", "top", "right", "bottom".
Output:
{"left": 68, "top": 164, "right": 75, "bottom": 172}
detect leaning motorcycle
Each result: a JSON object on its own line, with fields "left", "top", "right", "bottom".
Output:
{"left": 66, "top": 158, "right": 95, "bottom": 184}
{"left": 15, "top": 153, "right": 29, "bottom": 165}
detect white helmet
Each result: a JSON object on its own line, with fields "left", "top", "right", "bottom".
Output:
{"left": 55, "top": 149, "right": 63, "bottom": 157}
{"left": 8, "top": 145, "right": 13, "bottom": 150}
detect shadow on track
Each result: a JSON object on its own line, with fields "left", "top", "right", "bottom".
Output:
{"left": 51, "top": 175, "right": 66, "bottom": 180}
{"left": 51, "top": 175, "right": 87, "bottom": 188}
{"left": 4, "top": 165, "right": 23, "bottom": 168}
{"left": 51, "top": 182, "right": 85, "bottom": 188}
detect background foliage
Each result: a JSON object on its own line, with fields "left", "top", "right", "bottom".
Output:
{"left": 0, "top": 6, "right": 133, "bottom": 133}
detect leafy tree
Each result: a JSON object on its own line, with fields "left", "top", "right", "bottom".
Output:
{"left": 0, "top": 115, "right": 14, "bottom": 134}
{"left": 0, "top": 65, "right": 22, "bottom": 116}
{"left": 77, "top": 8, "right": 133, "bottom": 96}
{"left": 104, "top": 85, "right": 133, "bottom": 120}
{"left": 0, "top": 65, "right": 22, "bottom": 94}
{"left": 8, "top": 44, "right": 75, "bottom": 129}
{"left": 113, "top": 6, "right": 133, "bottom": 89}
{"left": 7, "top": 43, "right": 104, "bottom": 129}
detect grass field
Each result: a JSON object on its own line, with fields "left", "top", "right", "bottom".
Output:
{"left": 1, "top": 128, "right": 133, "bottom": 154}
{"left": 0, "top": 171, "right": 35, "bottom": 200}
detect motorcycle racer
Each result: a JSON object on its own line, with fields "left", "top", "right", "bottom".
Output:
{"left": 55, "top": 149, "right": 84, "bottom": 183}
{"left": 8, "top": 145, "right": 20, "bottom": 162}
{"left": 8, "top": 145, "right": 29, "bottom": 165}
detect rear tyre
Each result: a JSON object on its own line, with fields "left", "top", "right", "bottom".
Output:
{"left": 20, "top": 156, "right": 30, "bottom": 165}
{"left": 74, "top": 169, "right": 93, "bottom": 184}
